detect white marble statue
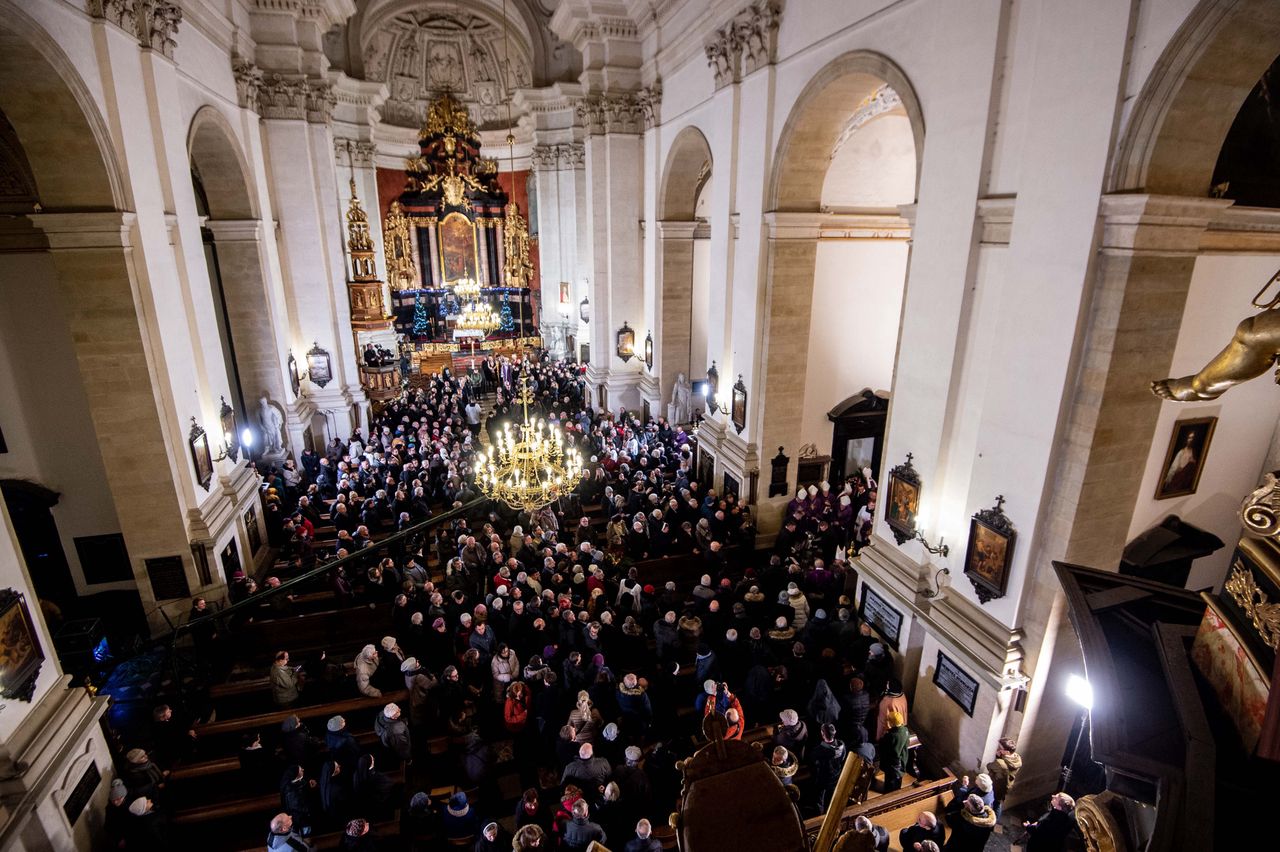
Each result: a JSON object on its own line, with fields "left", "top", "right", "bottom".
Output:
{"left": 668, "top": 372, "right": 692, "bottom": 425}
{"left": 258, "top": 395, "right": 284, "bottom": 454}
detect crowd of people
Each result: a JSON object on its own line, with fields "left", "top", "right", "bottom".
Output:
{"left": 103, "top": 354, "right": 1079, "bottom": 852}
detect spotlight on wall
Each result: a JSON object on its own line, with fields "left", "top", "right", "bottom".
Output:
{"left": 1065, "top": 673, "right": 1093, "bottom": 710}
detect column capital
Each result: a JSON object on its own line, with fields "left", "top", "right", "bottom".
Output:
{"left": 204, "top": 219, "right": 266, "bottom": 242}
{"left": 1099, "top": 193, "right": 1234, "bottom": 255}
{"left": 763, "top": 211, "right": 823, "bottom": 240}
{"left": 657, "top": 220, "right": 698, "bottom": 239}
{"left": 25, "top": 212, "right": 136, "bottom": 250}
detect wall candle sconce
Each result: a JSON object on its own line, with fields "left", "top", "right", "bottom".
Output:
{"left": 287, "top": 350, "right": 301, "bottom": 396}
{"left": 616, "top": 322, "right": 636, "bottom": 362}
{"left": 212, "top": 396, "right": 239, "bottom": 463}
{"left": 731, "top": 375, "right": 747, "bottom": 433}
{"left": 644, "top": 331, "right": 653, "bottom": 370}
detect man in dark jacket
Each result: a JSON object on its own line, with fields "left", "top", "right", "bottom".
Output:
{"left": 853, "top": 815, "right": 890, "bottom": 852}
{"left": 374, "top": 702, "right": 412, "bottom": 766}
{"left": 809, "top": 723, "right": 847, "bottom": 812}
{"left": 899, "top": 811, "right": 946, "bottom": 851}
{"left": 622, "top": 818, "right": 663, "bottom": 852}
{"left": 562, "top": 799, "right": 606, "bottom": 851}
{"left": 1023, "top": 792, "right": 1076, "bottom": 852}
{"left": 325, "top": 715, "right": 362, "bottom": 771}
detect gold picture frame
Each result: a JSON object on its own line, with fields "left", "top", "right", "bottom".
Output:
{"left": 1155, "top": 416, "right": 1217, "bottom": 500}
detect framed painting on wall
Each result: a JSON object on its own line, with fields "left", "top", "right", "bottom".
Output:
{"left": 438, "top": 211, "right": 479, "bottom": 283}
{"left": 884, "top": 454, "right": 921, "bottom": 546}
{"left": 1155, "top": 416, "right": 1217, "bottom": 500}
{"left": 0, "top": 589, "right": 43, "bottom": 701}
{"left": 963, "top": 497, "right": 1016, "bottom": 604}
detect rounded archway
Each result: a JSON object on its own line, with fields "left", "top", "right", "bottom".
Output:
{"left": 656, "top": 125, "right": 713, "bottom": 415}
{"left": 758, "top": 52, "right": 923, "bottom": 509}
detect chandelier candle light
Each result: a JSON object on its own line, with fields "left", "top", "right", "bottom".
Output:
{"left": 477, "top": 0, "right": 584, "bottom": 513}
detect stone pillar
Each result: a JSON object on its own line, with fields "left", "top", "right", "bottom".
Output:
{"left": 30, "top": 213, "right": 203, "bottom": 633}
{"left": 204, "top": 220, "right": 291, "bottom": 433}
{"left": 1008, "top": 193, "right": 1232, "bottom": 804}
{"left": 656, "top": 221, "right": 696, "bottom": 412}
{"left": 755, "top": 213, "right": 821, "bottom": 532}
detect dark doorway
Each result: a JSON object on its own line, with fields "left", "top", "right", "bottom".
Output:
{"left": 0, "top": 480, "right": 76, "bottom": 610}
{"left": 827, "top": 389, "right": 889, "bottom": 484}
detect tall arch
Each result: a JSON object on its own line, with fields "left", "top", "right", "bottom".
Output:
{"left": 757, "top": 52, "right": 922, "bottom": 514}
{"left": 188, "top": 107, "right": 287, "bottom": 443}
{"left": 1111, "top": 0, "right": 1280, "bottom": 195}
{"left": 656, "top": 126, "right": 713, "bottom": 412}
{"left": 0, "top": 6, "right": 198, "bottom": 632}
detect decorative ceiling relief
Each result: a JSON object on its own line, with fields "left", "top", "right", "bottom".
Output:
{"left": 363, "top": 9, "right": 533, "bottom": 130}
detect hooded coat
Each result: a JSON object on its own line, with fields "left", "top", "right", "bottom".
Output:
{"left": 943, "top": 803, "right": 997, "bottom": 852}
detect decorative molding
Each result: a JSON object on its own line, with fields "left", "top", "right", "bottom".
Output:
{"left": 258, "top": 74, "right": 308, "bottom": 120}
{"left": 977, "top": 196, "right": 1016, "bottom": 246}
{"left": 634, "top": 82, "right": 662, "bottom": 129}
{"left": 232, "top": 56, "right": 263, "bottom": 112}
{"left": 531, "top": 144, "right": 558, "bottom": 171}
{"left": 305, "top": 81, "right": 336, "bottom": 124}
{"left": 334, "top": 140, "right": 378, "bottom": 168}
{"left": 531, "top": 142, "right": 586, "bottom": 170}
{"left": 88, "top": 0, "right": 183, "bottom": 59}
{"left": 575, "top": 94, "right": 648, "bottom": 136}
{"left": 830, "top": 85, "right": 903, "bottom": 160}
{"left": 704, "top": 1, "right": 781, "bottom": 90}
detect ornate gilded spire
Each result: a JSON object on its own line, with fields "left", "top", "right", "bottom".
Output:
{"left": 345, "top": 180, "right": 376, "bottom": 280}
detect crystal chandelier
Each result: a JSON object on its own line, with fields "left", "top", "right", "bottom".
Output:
{"left": 476, "top": 0, "right": 583, "bottom": 513}
{"left": 481, "top": 377, "right": 583, "bottom": 511}
{"left": 451, "top": 276, "right": 482, "bottom": 301}
{"left": 456, "top": 297, "right": 501, "bottom": 333}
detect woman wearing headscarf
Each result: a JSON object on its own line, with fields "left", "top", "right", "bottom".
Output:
{"left": 317, "top": 757, "right": 348, "bottom": 825}
{"left": 807, "top": 678, "right": 842, "bottom": 728}
{"left": 352, "top": 754, "right": 396, "bottom": 821}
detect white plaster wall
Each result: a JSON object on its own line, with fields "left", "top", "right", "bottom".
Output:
{"left": 1126, "top": 253, "right": 1280, "bottom": 590}
{"left": 0, "top": 254, "right": 128, "bottom": 595}
{"left": 799, "top": 240, "right": 907, "bottom": 451}
{"left": 691, "top": 238, "right": 712, "bottom": 380}
{"left": 823, "top": 113, "right": 916, "bottom": 210}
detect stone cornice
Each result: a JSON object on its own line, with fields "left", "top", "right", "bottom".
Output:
{"left": 236, "top": 65, "right": 337, "bottom": 124}
{"left": 333, "top": 139, "right": 378, "bottom": 168}
{"left": 1201, "top": 204, "right": 1280, "bottom": 254}
{"left": 976, "top": 196, "right": 1015, "bottom": 247}
{"left": 88, "top": 0, "right": 184, "bottom": 59}
{"left": 532, "top": 143, "right": 586, "bottom": 171}
{"left": 575, "top": 84, "right": 660, "bottom": 135}
{"left": 26, "top": 211, "right": 137, "bottom": 250}
{"left": 1098, "top": 193, "right": 1234, "bottom": 256}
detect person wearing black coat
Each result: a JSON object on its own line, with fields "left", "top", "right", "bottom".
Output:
{"left": 325, "top": 716, "right": 362, "bottom": 772}
{"left": 339, "top": 818, "right": 378, "bottom": 851}
{"left": 809, "top": 724, "right": 847, "bottom": 812}
{"left": 353, "top": 755, "right": 396, "bottom": 821}
{"left": 899, "top": 811, "right": 946, "bottom": 852}
{"left": 1023, "top": 793, "right": 1077, "bottom": 852}
{"left": 318, "top": 758, "right": 348, "bottom": 825}
{"left": 280, "top": 764, "right": 317, "bottom": 834}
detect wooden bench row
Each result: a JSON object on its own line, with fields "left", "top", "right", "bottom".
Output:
{"left": 197, "top": 689, "right": 409, "bottom": 738}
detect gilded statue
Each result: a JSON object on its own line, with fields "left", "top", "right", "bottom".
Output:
{"left": 1151, "top": 267, "right": 1280, "bottom": 400}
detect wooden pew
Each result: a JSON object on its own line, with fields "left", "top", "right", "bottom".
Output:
{"left": 801, "top": 769, "right": 956, "bottom": 847}
{"left": 172, "top": 768, "right": 405, "bottom": 824}
{"left": 196, "top": 690, "right": 409, "bottom": 739}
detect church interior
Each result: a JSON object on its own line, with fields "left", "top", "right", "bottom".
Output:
{"left": 1, "top": 1, "right": 1279, "bottom": 850}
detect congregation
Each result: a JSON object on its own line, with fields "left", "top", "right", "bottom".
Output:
{"left": 102, "top": 355, "right": 1076, "bottom": 852}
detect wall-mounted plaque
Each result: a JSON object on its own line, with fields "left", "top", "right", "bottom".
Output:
{"left": 858, "top": 584, "right": 902, "bottom": 649}
{"left": 61, "top": 761, "right": 100, "bottom": 826}
{"left": 144, "top": 556, "right": 190, "bottom": 601}
{"left": 933, "top": 650, "right": 979, "bottom": 717}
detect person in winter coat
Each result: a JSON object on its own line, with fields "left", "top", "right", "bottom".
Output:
{"left": 339, "top": 818, "right": 377, "bottom": 852}
{"left": 352, "top": 755, "right": 395, "bottom": 821}
{"left": 652, "top": 611, "right": 680, "bottom": 663}
{"left": 987, "top": 737, "right": 1022, "bottom": 817}
{"left": 877, "top": 709, "right": 910, "bottom": 793}
{"left": 899, "top": 812, "right": 946, "bottom": 852}
{"left": 785, "top": 583, "right": 810, "bottom": 630}
{"left": 354, "top": 644, "right": 381, "bottom": 698}
{"left": 774, "top": 709, "right": 809, "bottom": 761}
{"left": 318, "top": 758, "right": 347, "bottom": 824}
{"left": 441, "top": 791, "right": 480, "bottom": 840}
{"left": 279, "top": 764, "right": 316, "bottom": 834}
{"left": 875, "top": 679, "right": 908, "bottom": 741}
{"left": 504, "top": 680, "right": 531, "bottom": 734}
{"left": 491, "top": 643, "right": 520, "bottom": 702}
{"left": 374, "top": 702, "right": 411, "bottom": 766}
{"left": 622, "top": 818, "right": 663, "bottom": 852}
{"left": 770, "top": 745, "right": 799, "bottom": 785}
{"left": 807, "top": 679, "right": 841, "bottom": 728}
{"left": 954, "top": 772, "right": 995, "bottom": 809}
{"left": 561, "top": 798, "right": 606, "bottom": 851}
{"left": 1022, "top": 792, "right": 1077, "bottom": 852}
{"left": 568, "top": 691, "right": 604, "bottom": 744}
{"left": 124, "top": 797, "right": 167, "bottom": 851}
{"left": 122, "top": 749, "right": 165, "bottom": 800}
{"left": 851, "top": 815, "right": 890, "bottom": 852}
{"left": 561, "top": 742, "right": 612, "bottom": 788}
{"left": 475, "top": 821, "right": 510, "bottom": 852}
{"left": 402, "top": 657, "right": 437, "bottom": 726}
{"left": 270, "top": 651, "right": 301, "bottom": 707}
{"left": 267, "top": 813, "right": 313, "bottom": 851}
{"left": 325, "top": 715, "right": 361, "bottom": 771}
{"left": 944, "top": 794, "right": 997, "bottom": 852}
{"left": 809, "top": 723, "right": 847, "bottom": 811}
{"left": 616, "top": 673, "right": 653, "bottom": 736}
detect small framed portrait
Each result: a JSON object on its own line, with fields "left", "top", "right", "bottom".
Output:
{"left": 884, "top": 454, "right": 921, "bottom": 545}
{"left": 1155, "top": 416, "right": 1217, "bottom": 500}
{"left": 189, "top": 418, "right": 213, "bottom": 492}
{"left": 964, "top": 497, "right": 1016, "bottom": 604}
{"left": 0, "top": 589, "right": 44, "bottom": 702}
{"left": 731, "top": 376, "right": 747, "bottom": 434}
